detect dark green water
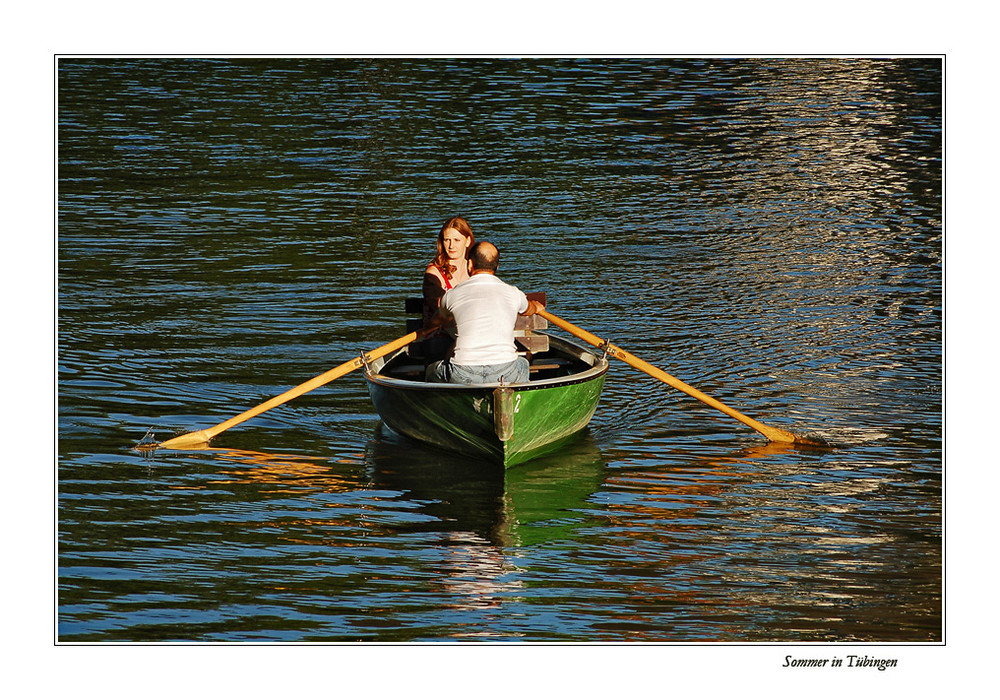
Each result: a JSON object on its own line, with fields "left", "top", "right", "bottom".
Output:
{"left": 57, "top": 57, "right": 942, "bottom": 642}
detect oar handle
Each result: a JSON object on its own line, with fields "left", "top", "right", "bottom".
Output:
{"left": 158, "top": 329, "right": 422, "bottom": 449}
{"left": 538, "top": 310, "right": 803, "bottom": 444}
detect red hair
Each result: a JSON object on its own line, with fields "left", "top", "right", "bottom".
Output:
{"left": 432, "top": 216, "right": 475, "bottom": 280}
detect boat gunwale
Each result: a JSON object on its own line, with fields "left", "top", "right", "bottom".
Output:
{"left": 364, "top": 334, "right": 609, "bottom": 392}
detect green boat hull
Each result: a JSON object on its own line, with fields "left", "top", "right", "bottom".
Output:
{"left": 365, "top": 336, "right": 608, "bottom": 468}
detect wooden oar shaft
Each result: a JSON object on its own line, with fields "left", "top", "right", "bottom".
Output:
{"left": 158, "top": 330, "right": 421, "bottom": 449}
{"left": 538, "top": 310, "right": 801, "bottom": 444}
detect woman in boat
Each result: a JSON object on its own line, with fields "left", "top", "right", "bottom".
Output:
{"left": 423, "top": 216, "right": 474, "bottom": 321}
{"left": 421, "top": 216, "right": 475, "bottom": 361}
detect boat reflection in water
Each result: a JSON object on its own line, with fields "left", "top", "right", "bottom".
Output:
{"left": 365, "top": 426, "right": 607, "bottom": 626}
{"left": 365, "top": 424, "right": 607, "bottom": 548}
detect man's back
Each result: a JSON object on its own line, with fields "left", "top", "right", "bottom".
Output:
{"left": 441, "top": 275, "right": 528, "bottom": 366}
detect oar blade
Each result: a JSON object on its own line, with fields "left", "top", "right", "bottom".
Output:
{"left": 793, "top": 433, "right": 832, "bottom": 448}
{"left": 157, "top": 430, "right": 213, "bottom": 450}
{"left": 761, "top": 424, "right": 829, "bottom": 447}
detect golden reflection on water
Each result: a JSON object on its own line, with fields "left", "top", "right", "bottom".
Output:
{"left": 161, "top": 445, "right": 363, "bottom": 492}
{"left": 584, "top": 437, "right": 925, "bottom": 640}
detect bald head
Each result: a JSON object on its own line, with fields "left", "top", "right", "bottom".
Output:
{"left": 470, "top": 241, "right": 500, "bottom": 273}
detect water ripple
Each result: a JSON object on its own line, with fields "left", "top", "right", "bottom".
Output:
{"left": 58, "top": 57, "right": 941, "bottom": 643}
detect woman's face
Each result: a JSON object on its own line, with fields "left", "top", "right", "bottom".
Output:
{"left": 441, "top": 227, "right": 470, "bottom": 261}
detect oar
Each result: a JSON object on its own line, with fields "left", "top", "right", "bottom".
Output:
{"left": 153, "top": 330, "right": 424, "bottom": 449}
{"left": 537, "top": 309, "right": 827, "bottom": 447}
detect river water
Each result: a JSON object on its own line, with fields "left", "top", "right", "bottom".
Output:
{"left": 57, "top": 58, "right": 942, "bottom": 645}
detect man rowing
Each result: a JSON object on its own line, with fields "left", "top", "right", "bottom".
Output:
{"left": 426, "top": 240, "right": 545, "bottom": 384}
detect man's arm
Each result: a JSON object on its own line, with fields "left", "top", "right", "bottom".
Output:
{"left": 428, "top": 305, "right": 454, "bottom": 331}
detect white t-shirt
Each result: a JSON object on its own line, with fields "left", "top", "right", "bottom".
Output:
{"left": 440, "top": 274, "right": 529, "bottom": 366}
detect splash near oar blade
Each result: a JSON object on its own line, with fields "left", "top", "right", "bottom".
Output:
{"left": 153, "top": 329, "right": 425, "bottom": 450}
{"left": 537, "top": 310, "right": 828, "bottom": 448}
{"left": 133, "top": 426, "right": 164, "bottom": 451}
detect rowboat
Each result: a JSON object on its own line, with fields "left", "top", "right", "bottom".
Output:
{"left": 151, "top": 299, "right": 824, "bottom": 456}
{"left": 365, "top": 334, "right": 608, "bottom": 467}
{"left": 364, "top": 297, "right": 609, "bottom": 468}
{"left": 151, "top": 304, "right": 823, "bottom": 457}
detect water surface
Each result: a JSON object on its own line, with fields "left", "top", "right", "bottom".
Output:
{"left": 58, "top": 57, "right": 942, "bottom": 643}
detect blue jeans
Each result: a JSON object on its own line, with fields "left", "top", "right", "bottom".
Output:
{"left": 426, "top": 357, "right": 530, "bottom": 384}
